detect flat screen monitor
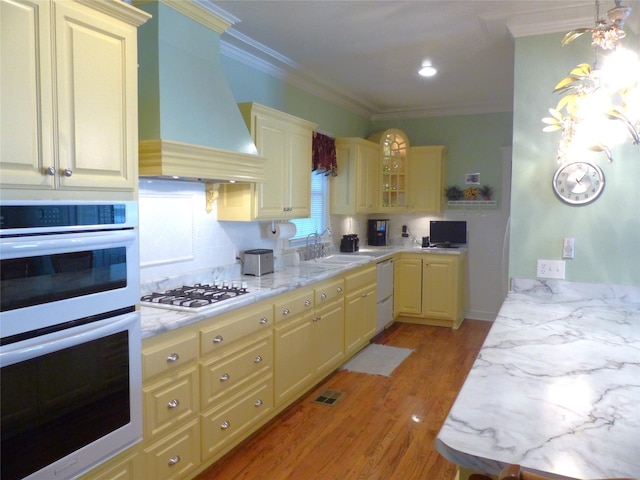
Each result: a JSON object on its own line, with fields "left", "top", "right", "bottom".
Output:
{"left": 429, "top": 221, "right": 467, "bottom": 246}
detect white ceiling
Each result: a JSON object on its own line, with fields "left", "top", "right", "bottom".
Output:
{"left": 206, "top": 0, "right": 639, "bottom": 120}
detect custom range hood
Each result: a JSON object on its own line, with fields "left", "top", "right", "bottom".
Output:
{"left": 134, "top": 0, "right": 265, "bottom": 183}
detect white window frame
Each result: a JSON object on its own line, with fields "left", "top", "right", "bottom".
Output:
{"left": 289, "top": 172, "right": 329, "bottom": 246}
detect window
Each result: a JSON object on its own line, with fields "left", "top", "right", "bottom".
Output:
{"left": 290, "top": 173, "right": 328, "bottom": 244}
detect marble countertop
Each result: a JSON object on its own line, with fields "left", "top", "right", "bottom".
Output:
{"left": 436, "top": 279, "right": 640, "bottom": 479}
{"left": 140, "top": 245, "right": 465, "bottom": 339}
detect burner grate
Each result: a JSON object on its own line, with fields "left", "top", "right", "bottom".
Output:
{"left": 141, "top": 283, "right": 249, "bottom": 309}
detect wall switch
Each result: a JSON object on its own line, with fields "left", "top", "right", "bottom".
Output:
{"left": 537, "top": 259, "right": 565, "bottom": 279}
{"left": 563, "top": 238, "right": 575, "bottom": 259}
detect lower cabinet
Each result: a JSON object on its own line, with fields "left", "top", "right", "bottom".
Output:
{"left": 394, "top": 252, "right": 467, "bottom": 329}
{"left": 344, "top": 265, "right": 377, "bottom": 356}
{"left": 142, "top": 419, "right": 200, "bottom": 480}
{"left": 78, "top": 448, "right": 141, "bottom": 480}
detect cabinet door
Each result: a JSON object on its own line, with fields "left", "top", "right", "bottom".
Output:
{"left": 287, "top": 125, "right": 312, "bottom": 218}
{"left": 422, "top": 256, "right": 457, "bottom": 320}
{"left": 1, "top": 0, "right": 54, "bottom": 190}
{"left": 393, "top": 257, "right": 423, "bottom": 316}
{"left": 408, "top": 146, "right": 446, "bottom": 212}
{"left": 357, "top": 142, "right": 379, "bottom": 213}
{"left": 274, "top": 312, "right": 315, "bottom": 406}
{"left": 314, "top": 299, "right": 344, "bottom": 375}
{"left": 54, "top": 0, "right": 137, "bottom": 191}
{"left": 345, "top": 284, "right": 376, "bottom": 356}
{"left": 254, "top": 115, "right": 287, "bottom": 219}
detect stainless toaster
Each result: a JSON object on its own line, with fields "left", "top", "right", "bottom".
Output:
{"left": 242, "top": 249, "right": 274, "bottom": 276}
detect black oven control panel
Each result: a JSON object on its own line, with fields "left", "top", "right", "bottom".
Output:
{"left": 0, "top": 204, "right": 128, "bottom": 230}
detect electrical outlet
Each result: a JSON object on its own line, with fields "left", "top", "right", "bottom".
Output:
{"left": 537, "top": 259, "right": 565, "bottom": 279}
{"left": 563, "top": 238, "right": 575, "bottom": 259}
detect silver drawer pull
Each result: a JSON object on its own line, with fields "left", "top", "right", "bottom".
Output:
{"left": 167, "top": 399, "right": 180, "bottom": 409}
{"left": 254, "top": 355, "right": 262, "bottom": 363}
{"left": 166, "top": 353, "right": 179, "bottom": 363}
{"left": 255, "top": 399, "right": 263, "bottom": 407}
{"left": 45, "top": 166, "right": 56, "bottom": 176}
{"left": 259, "top": 317, "right": 269, "bottom": 324}
{"left": 62, "top": 168, "right": 73, "bottom": 177}
{"left": 220, "top": 373, "right": 230, "bottom": 382}
{"left": 337, "top": 287, "right": 343, "bottom": 293}
{"left": 213, "top": 335, "right": 224, "bottom": 343}
{"left": 361, "top": 293, "right": 368, "bottom": 298}
{"left": 220, "top": 420, "right": 230, "bottom": 430}
{"left": 304, "top": 299, "right": 311, "bottom": 306}
{"left": 320, "top": 293, "right": 327, "bottom": 300}
{"left": 282, "top": 308, "right": 290, "bottom": 316}
{"left": 168, "top": 455, "right": 180, "bottom": 466}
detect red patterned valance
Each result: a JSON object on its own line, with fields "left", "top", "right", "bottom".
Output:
{"left": 312, "top": 131, "right": 337, "bottom": 176}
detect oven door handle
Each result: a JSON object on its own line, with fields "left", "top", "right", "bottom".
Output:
{"left": 0, "top": 230, "right": 137, "bottom": 258}
{"left": 0, "top": 312, "right": 140, "bottom": 367}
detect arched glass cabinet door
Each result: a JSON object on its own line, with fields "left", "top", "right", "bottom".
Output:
{"left": 369, "top": 129, "right": 409, "bottom": 210}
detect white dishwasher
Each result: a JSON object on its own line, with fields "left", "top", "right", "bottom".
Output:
{"left": 376, "top": 258, "right": 394, "bottom": 334}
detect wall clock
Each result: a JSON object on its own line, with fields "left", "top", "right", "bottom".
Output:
{"left": 552, "top": 161, "right": 605, "bottom": 205}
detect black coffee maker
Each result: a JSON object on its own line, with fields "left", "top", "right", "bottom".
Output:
{"left": 340, "top": 234, "right": 359, "bottom": 252}
{"left": 367, "top": 219, "right": 389, "bottom": 246}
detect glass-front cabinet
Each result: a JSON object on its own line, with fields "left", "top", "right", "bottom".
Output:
{"left": 368, "top": 129, "right": 409, "bottom": 211}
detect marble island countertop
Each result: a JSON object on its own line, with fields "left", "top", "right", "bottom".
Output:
{"left": 436, "top": 279, "right": 640, "bottom": 480}
{"left": 140, "top": 245, "right": 466, "bottom": 339}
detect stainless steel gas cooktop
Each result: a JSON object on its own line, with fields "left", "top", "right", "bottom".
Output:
{"left": 141, "top": 282, "right": 249, "bottom": 310}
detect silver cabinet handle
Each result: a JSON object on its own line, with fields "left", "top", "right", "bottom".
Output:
{"left": 313, "top": 316, "right": 321, "bottom": 322}
{"left": 220, "top": 420, "right": 230, "bottom": 430}
{"left": 361, "top": 293, "right": 368, "bottom": 298}
{"left": 167, "top": 399, "right": 180, "bottom": 409}
{"left": 62, "top": 168, "right": 73, "bottom": 177}
{"left": 337, "top": 287, "right": 343, "bottom": 293}
{"left": 282, "top": 308, "right": 290, "bottom": 316}
{"left": 254, "top": 355, "right": 262, "bottom": 363}
{"left": 168, "top": 455, "right": 180, "bottom": 466}
{"left": 220, "top": 373, "right": 230, "bottom": 382}
{"left": 321, "top": 293, "right": 327, "bottom": 300}
{"left": 213, "top": 335, "right": 223, "bottom": 343}
{"left": 166, "top": 353, "right": 179, "bottom": 363}
{"left": 45, "top": 166, "right": 56, "bottom": 176}
{"left": 305, "top": 299, "right": 312, "bottom": 306}
{"left": 255, "top": 399, "right": 263, "bottom": 407}
{"left": 259, "top": 317, "right": 268, "bottom": 324}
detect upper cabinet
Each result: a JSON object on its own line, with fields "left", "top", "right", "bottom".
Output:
{"left": 0, "top": 0, "right": 149, "bottom": 201}
{"left": 368, "top": 129, "right": 409, "bottom": 212}
{"left": 330, "top": 137, "right": 379, "bottom": 215}
{"left": 217, "top": 103, "right": 317, "bottom": 221}
{"left": 407, "top": 146, "right": 446, "bottom": 213}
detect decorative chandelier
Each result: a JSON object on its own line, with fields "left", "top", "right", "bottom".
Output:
{"left": 542, "top": 0, "right": 639, "bottom": 163}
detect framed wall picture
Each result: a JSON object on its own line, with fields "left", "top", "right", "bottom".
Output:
{"left": 465, "top": 173, "right": 480, "bottom": 185}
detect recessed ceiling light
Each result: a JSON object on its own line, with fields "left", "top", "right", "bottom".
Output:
{"left": 419, "top": 65, "right": 437, "bottom": 77}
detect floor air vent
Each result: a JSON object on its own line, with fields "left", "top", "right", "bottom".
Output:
{"left": 312, "top": 390, "right": 345, "bottom": 406}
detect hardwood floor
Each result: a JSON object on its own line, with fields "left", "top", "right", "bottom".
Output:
{"left": 194, "top": 320, "right": 492, "bottom": 480}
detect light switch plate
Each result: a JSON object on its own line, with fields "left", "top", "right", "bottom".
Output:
{"left": 537, "top": 259, "right": 565, "bottom": 279}
{"left": 563, "top": 238, "right": 575, "bottom": 259}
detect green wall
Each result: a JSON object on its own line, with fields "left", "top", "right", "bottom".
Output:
{"left": 511, "top": 32, "right": 640, "bottom": 285}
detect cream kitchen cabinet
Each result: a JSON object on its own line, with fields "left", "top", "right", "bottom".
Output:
{"left": 217, "top": 103, "right": 317, "bottom": 221}
{"left": 78, "top": 447, "right": 141, "bottom": 480}
{"left": 394, "top": 253, "right": 467, "bottom": 329}
{"left": 274, "top": 278, "right": 345, "bottom": 408}
{"left": 344, "top": 265, "right": 377, "bottom": 356}
{"left": 407, "top": 146, "right": 446, "bottom": 213}
{"left": 0, "top": 0, "right": 148, "bottom": 201}
{"left": 368, "top": 129, "right": 410, "bottom": 211}
{"left": 330, "top": 137, "right": 379, "bottom": 214}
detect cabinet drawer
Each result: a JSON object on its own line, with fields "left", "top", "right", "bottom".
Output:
{"left": 201, "top": 332, "right": 273, "bottom": 407}
{"left": 345, "top": 265, "right": 376, "bottom": 291}
{"left": 200, "top": 303, "right": 273, "bottom": 355}
{"left": 315, "top": 277, "right": 344, "bottom": 305}
{"left": 143, "top": 365, "right": 199, "bottom": 440}
{"left": 273, "top": 287, "right": 314, "bottom": 324}
{"left": 201, "top": 378, "right": 273, "bottom": 460}
{"left": 142, "top": 334, "right": 198, "bottom": 381}
{"left": 143, "top": 419, "right": 200, "bottom": 480}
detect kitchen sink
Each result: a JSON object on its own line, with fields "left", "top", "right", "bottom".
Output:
{"left": 315, "top": 254, "right": 373, "bottom": 265}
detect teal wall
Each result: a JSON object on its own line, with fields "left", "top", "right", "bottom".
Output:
{"left": 221, "top": 57, "right": 371, "bottom": 138}
{"left": 371, "top": 114, "right": 512, "bottom": 206}
{"left": 511, "top": 32, "right": 640, "bottom": 285}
